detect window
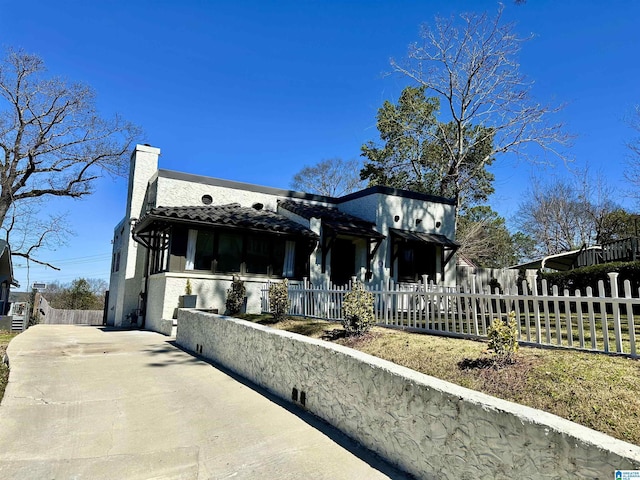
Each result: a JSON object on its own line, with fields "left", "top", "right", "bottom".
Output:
{"left": 112, "top": 251, "right": 121, "bottom": 273}
{"left": 272, "top": 240, "right": 286, "bottom": 277}
{"left": 330, "top": 239, "right": 355, "bottom": 286}
{"left": 246, "top": 236, "right": 270, "bottom": 274}
{"left": 194, "top": 231, "right": 215, "bottom": 270}
{"left": 184, "top": 229, "right": 216, "bottom": 271}
{"left": 181, "top": 227, "right": 301, "bottom": 278}
{"left": 217, "top": 231, "right": 243, "bottom": 273}
{"left": 397, "top": 242, "right": 436, "bottom": 283}
{"left": 246, "top": 236, "right": 287, "bottom": 275}
{"left": 282, "top": 241, "right": 296, "bottom": 277}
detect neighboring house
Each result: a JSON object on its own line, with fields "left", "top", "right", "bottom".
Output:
{"left": 0, "top": 240, "right": 16, "bottom": 316}
{"left": 0, "top": 241, "right": 20, "bottom": 331}
{"left": 107, "top": 145, "right": 458, "bottom": 334}
{"left": 512, "top": 238, "right": 640, "bottom": 272}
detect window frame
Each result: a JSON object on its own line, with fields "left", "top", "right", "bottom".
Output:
{"left": 395, "top": 240, "right": 439, "bottom": 283}
{"left": 177, "top": 226, "right": 303, "bottom": 279}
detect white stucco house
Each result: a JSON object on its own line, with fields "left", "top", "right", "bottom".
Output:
{"left": 107, "top": 144, "right": 459, "bottom": 334}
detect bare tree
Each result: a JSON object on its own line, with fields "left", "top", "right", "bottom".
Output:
{"left": 517, "top": 178, "right": 592, "bottom": 256}
{"left": 389, "top": 6, "right": 569, "bottom": 217}
{"left": 291, "top": 158, "right": 365, "bottom": 197}
{"left": 573, "top": 166, "right": 621, "bottom": 245}
{"left": 0, "top": 49, "right": 140, "bottom": 267}
{"left": 625, "top": 105, "right": 640, "bottom": 202}
{"left": 456, "top": 206, "right": 517, "bottom": 268}
{"left": 516, "top": 169, "right": 620, "bottom": 256}
{"left": 1, "top": 199, "right": 72, "bottom": 269}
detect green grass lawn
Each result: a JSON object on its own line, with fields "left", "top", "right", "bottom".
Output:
{"left": 0, "top": 331, "right": 17, "bottom": 401}
{"left": 242, "top": 314, "right": 640, "bottom": 446}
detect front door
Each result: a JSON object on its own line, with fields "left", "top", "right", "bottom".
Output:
{"left": 331, "top": 239, "right": 356, "bottom": 286}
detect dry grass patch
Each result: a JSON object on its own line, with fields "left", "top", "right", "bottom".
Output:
{"left": 244, "top": 314, "right": 330, "bottom": 338}
{"left": 242, "top": 315, "right": 640, "bottom": 445}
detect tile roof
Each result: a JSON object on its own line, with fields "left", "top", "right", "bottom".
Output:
{"left": 135, "top": 203, "right": 318, "bottom": 239}
{"left": 278, "top": 200, "right": 384, "bottom": 239}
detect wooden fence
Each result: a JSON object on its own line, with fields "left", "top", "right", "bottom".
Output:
{"left": 37, "top": 295, "right": 104, "bottom": 326}
{"left": 261, "top": 273, "right": 640, "bottom": 357}
{"left": 455, "top": 265, "right": 527, "bottom": 291}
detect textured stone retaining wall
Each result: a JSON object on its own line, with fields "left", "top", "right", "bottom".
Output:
{"left": 176, "top": 310, "right": 640, "bottom": 480}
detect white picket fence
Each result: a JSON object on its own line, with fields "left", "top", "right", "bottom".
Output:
{"left": 261, "top": 273, "right": 640, "bottom": 357}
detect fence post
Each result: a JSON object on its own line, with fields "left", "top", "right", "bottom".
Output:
{"left": 521, "top": 280, "right": 531, "bottom": 342}
{"left": 624, "top": 280, "right": 637, "bottom": 358}
{"left": 541, "top": 279, "right": 552, "bottom": 344}
{"left": 598, "top": 280, "right": 610, "bottom": 353}
{"left": 575, "top": 290, "right": 585, "bottom": 349}
{"left": 471, "top": 274, "right": 479, "bottom": 335}
{"left": 563, "top": 288, "right": 573, "bottom": 347}
{"left": 608, "top": 272, "right": 623, "bottom": 353}
{"left": 421, "top": 274, "right": 429, "bottom": 329}
{"left": 552, "top": 285, "right": 562, "bottom": 346}
{"left": 389, "top": 279, "right": 396, "bottom": 326}
{"left": 532, "top": 275, "right": 542, "bottom": 344}
{"left": 586, "top": 286, "right": 597, "bottom": 350}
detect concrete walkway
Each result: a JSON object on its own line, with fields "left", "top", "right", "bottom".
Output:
{"left": 0, "top": 325, "right": 411, "bottom": 479}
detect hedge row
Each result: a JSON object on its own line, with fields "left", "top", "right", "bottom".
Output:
{"left": 539, "top": 261, "right": 640, "bottom": 296}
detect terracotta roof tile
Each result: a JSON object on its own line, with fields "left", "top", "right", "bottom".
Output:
{"left": 136, "top": 203, "right": 318, "bottom": 239}
{"left": 278, "top": 200, "right": 384, "bottom": 239}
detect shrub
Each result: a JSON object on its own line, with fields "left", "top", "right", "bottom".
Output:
{"left": 342, "top": 281, "right": 375, "bottom": 336}
{"left": 487, "top": 311, "right": 519, "bottom": 364}
{"left": 540, "top": 260, "right": 640, "bottom": 296}
{"left": 185, "top": 278, "right": 193, "bottom": 295}
{"left": 269, "top": 279, "right": 290, "bottom": 321}
{"left": 488, "top": 277, "right": 503, "bottom": 294}
{"left": 225, "top": 276, "right": 246, "bottom": 315}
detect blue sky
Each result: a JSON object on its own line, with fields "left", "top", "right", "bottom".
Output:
{"left": 2, "top": 0, "right": 639, "bottom": 289}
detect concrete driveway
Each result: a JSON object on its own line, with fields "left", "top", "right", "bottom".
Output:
{"left": 0, "top": 325, "right": 411, "bottom": 480}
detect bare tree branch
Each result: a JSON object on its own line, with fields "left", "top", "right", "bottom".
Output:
{"left": 1, "top": 199, "right": 71, "bottom": 269}
{"left": 516, "top": 167, "right": 621, "bottom": 256}
{"left": 292, "top": 158, "right": 366, "bottom": 197}
{"left": 0, "top": 48, "right": 141, "bottom": 268}
{"left": 385, "top": 6, "right": 570, "bottom": 217}
{"left": 11, "top": 252, "right": 60, "bottom": 270}
{"left": 624, "top": 105, "right": 640, "bottom": 204}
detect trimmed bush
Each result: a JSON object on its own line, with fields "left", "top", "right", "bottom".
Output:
{"left": 342, "top": 281, "right": 375, "bottom": 336}
{"left": 540, "top": 261, "right": 640, "bottom": 296}
{"left": 487, "top": 311, "right": 519, "bottom": 363}
{"left": 269, "top": 279, "right": 290, "bottom": 321}
{"left": 225, "top": 276, "right": 246, "bottom": 315}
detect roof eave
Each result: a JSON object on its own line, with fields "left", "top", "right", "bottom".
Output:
{"left": 134, "top": 214, "right": 319, "bottom": 240}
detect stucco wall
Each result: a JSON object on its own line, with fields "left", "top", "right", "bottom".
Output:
{"left": 145, "top": 272, "right": 271, "bottom": 333}
{"left": 145, "top": 274, "right": 167, "bottom": 333}
{"left": 108, "top": 145, "right": 160, "bottom": 327}
{"left": 176, "top": 310, "right": 640, "bottom": 480}
{"left": 340, "top": 193, "right": 456, "bottom": 286}
{"left": 155, "top": 174, "right": 334, "bottom": 212}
